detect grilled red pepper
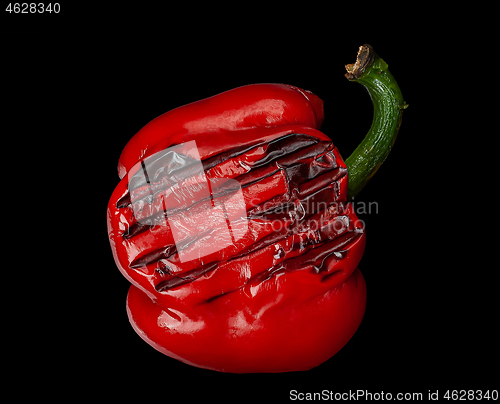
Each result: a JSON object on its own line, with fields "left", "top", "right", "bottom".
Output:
{"left": 107, "top": 45, "right": 405, "bottom": 373}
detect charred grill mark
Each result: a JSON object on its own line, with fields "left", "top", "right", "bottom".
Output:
{"left": 240, "top": 134, "right": 319, "bottom": 168}
{"left": 200, "top": 230, "right": 362, "bottom": 305}
{"left": 122, "top": 213, "right": 159, "bottom": 239}
{"left": 118, "top": 137, "right": 341, "bottom": 240}
{"left": 116, "top": 193, "right": 130, "bottom": 209}
{"left": 155, "top": 206, "right": 360, "bottom": 295}
{"left": 155, "top": 263, "right": 218, "bottom": 292}
{"left": 204, "top": 290, "right": 236, "bottom": 304}
{"left": 130, "top": 245, "right": 177, "bottom": 269}
{"left": 275, "top": 141, "right": 333, "bottom": 168}
{"left": 114, "top": 133, "right": 360, "bottom": 294}
{"left": 117, "top": 135, "right": 322, "bottom": 209}
{"left": 201, "top": 142, "right": 264, "bottom": 172}
{"left": 245, "top": 264, "right": 286, "bottom": 289}
{"left": 284, "top": 231, "right": 362, "bottom": 273}
{"left": 202, "top": 133, "right": 319, "bottom": 171}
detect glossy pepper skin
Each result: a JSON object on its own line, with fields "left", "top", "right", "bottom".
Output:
{"left": 117, "top": 84, "right": 325, "bottom": 180}
{"left": 107, "top": 83, "right": 367, "bottom": 373}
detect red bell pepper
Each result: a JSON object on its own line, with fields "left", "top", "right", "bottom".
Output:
{"left": 107, "top": 44, "right": 405, "bottom": 373}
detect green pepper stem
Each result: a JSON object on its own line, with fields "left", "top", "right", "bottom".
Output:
{"left": 345, "top": 44, "right": 407, "bottom": 199}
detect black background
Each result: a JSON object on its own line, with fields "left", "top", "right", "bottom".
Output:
{"left": 3, "top": 9, "right": 497, "bottom": 401}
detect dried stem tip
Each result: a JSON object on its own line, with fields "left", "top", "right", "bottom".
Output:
{"left": 345, "top": 44, "right": 375, "bottom": 80}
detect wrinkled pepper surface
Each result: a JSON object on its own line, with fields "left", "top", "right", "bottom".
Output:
{"left": 107, "top": 45, "right": 405, "bottom": 373}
